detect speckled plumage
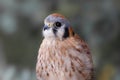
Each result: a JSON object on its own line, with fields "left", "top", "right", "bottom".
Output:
{"left": 36, "top": 13, "right": 94, "bottom": 80}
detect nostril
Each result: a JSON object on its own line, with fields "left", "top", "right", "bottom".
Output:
{"left": 43, "top": 26, "right": 49, "bottom": 31}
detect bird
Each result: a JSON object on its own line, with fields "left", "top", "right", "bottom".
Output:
{"left": 36, "top": 13, "right": 94, "bottom": 80}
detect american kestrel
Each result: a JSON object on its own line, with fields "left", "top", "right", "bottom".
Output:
{"left": 36, "top": 13, "right": 94, "bottom": 80}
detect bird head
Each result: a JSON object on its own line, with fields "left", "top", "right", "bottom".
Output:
{"left": 43, "top": 13, "right": 74, "bottom": 40}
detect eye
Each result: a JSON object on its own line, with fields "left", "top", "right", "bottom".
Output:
{"left": 55, "top": 22, "right": 61, "bottom": 27}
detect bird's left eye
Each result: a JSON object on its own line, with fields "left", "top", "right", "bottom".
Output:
{"left": 55, "top": 22, "right": 61, "bottom": 27}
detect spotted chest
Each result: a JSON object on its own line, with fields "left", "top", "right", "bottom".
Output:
{"left": 36, "top": 36, "right": 93, "bottom": 80}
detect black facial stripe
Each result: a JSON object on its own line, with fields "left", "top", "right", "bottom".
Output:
{"left": 72, "top": 31, "right": 75, "bottom": 35}
{"left": 52, "top": 28, "right": 57, "bottom": 35}
{"left": 63, "top": 27, "right": 69, "bottom": 38}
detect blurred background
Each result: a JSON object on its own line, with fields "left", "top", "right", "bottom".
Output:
{"left": 0, "top": 0, "right": 120, "bottom": 80}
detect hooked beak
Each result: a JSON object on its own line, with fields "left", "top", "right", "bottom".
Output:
{"left": 43, "top": 25, "right": 50, "bottom": 31}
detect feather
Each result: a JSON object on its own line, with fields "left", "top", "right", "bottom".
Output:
{"left": 36, "top": 34, "right": 94, "bottom": 80}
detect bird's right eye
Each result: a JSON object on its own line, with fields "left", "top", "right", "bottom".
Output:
{"left": 55, "top": 22, "right": 61, "bottom": 27}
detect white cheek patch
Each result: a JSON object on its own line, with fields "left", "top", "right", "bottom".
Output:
{"left": 43, "top": 28, "right": 55, "bottom": 38}
{"left": 43, "top": 24, "right": 66, "bottom": 40}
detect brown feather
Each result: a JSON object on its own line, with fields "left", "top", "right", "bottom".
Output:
{"left": 68, "top": 27, "right": 75, "bottom": 37}
{"left": 36, "top": 33, "right": 94, "bottom": 80}
{"left": 51, "top": 13, "right": 66, "bottom": 19}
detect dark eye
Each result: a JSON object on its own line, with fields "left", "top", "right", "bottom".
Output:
{"left": 55, "top": 22, "right": 61, "bottom": 27}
